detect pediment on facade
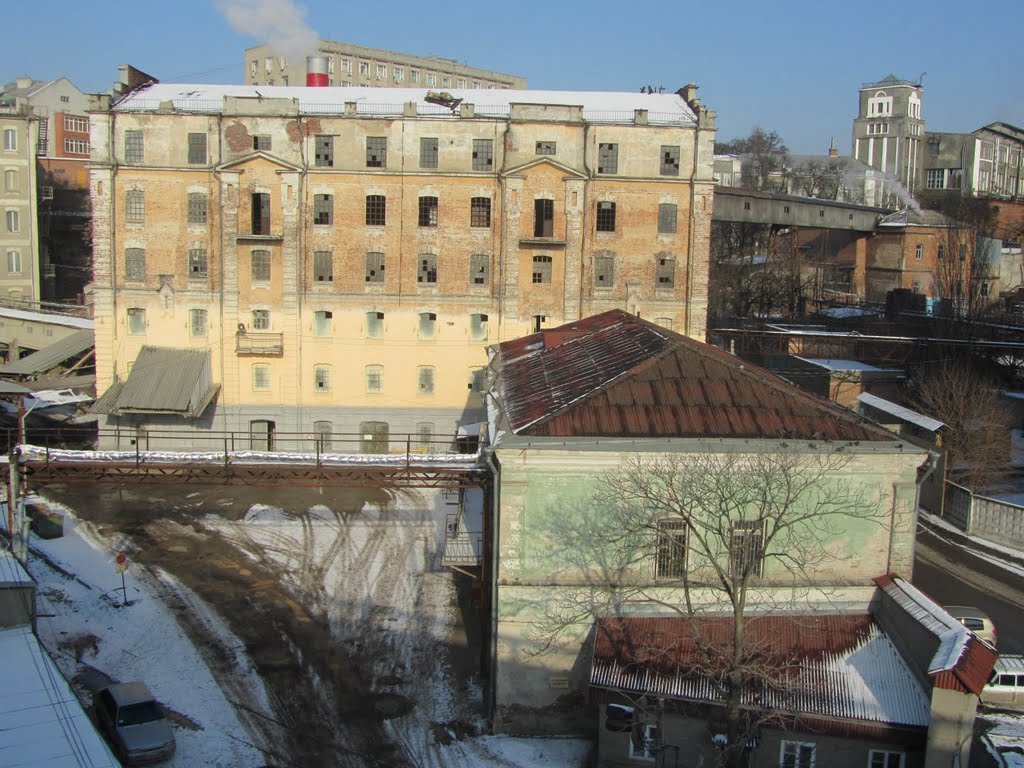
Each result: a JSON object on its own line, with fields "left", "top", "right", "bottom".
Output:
{"left": 501, "top": 157, "right": 586, "bottom": 180}
{"left": 216, "top": 151, "right": 303, "bottom": 173}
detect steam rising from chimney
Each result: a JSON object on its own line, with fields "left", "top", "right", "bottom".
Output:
{"left": 217, "top": 0, "right": 320, "bottom": 62}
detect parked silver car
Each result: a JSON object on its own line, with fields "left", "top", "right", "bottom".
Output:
{"left": 945, "top": 605, "right": 997, "bottom": 648}
{"left": 93, "top": 682, "right": 176, "bottom": 765}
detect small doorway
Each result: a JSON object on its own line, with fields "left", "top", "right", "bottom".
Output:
{"left": 360, "top": 421, "right": 389, "bottom": 454}
{"left": 250, "top": 419, "right": 275, "bottom": 451}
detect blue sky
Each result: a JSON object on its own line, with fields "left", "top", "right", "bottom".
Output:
{"left": 3, "top": 0, "right": 1022, "bottom": 154}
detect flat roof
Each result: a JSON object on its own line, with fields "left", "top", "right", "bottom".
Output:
{"left": 858, "top": 392, "right": 945, "bottom": 432}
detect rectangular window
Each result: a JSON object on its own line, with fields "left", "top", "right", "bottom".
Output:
{"left": 470, "top": 313, "right": 489, "bottom": 340}
{"left": 658, "top": 203, "right": 677, "bottom": 234}
{"left": 470, "top": 253, "right": 489, "bottom": 285}
{"left": 188, "top": 248, "right": 208, "bottom": 280}
{"left": 253, "top": 135, "right": 272, "bottom": 151}
{"left": 869, "top": 750, "right": 905, "bottom": 768}
{"left": 366, "top": 137, "right": 387, "bottom": 168}
{"left": 419, "top": 312, "right": 437, "bottom": 339}
{"left": 365, "top": 364, "right": 383, "bottom": 393}
{"left": 416, "top": 422, "right": 435, "bottom": 452}
{"left": 313, "top": 193, "right": 333, "bottom": 225}
{"left": 532, "top": 255, "right": 552, "bottom": 284}
{"left": 426, "top": 73, "right": 437, "bottom": 87}
{"left": 657, "top": 255, "right": 675, "bottom": 288}
{"left": 420, "top": 137, "right": 439, "bottom": 168}
{"left": 469, "top": 368, "right": 486, "bottom": 393}
{"left": 315, "top": 135, "right": 333, "bottom": 167}
{"left": 418, "top": 366, "right": 435, "bottom": 394}
{"left": 124, "top": 130, "right": 144, "bottom": 163}
{"left": 596, "top": 201, "right": 616, "bottom": 232}
{"left": 187, "top": 132, "right": 207, "bottom": 164}
{"left": 125, "top": 190, "right": 144, "bottom": 223}
{"left": 3, "top": 170, "right": 16, "bottom": 192}
{"left": 926, "top": 169, "right": 946, "bottom": 189}
{"left": 938, "top": 243, "right": 946, "bottom": 261}
{"left": 5, "top": 210, "right": 18, "bottom": 233}
{"left": 314, "top": 420, "right": 333, "bottom": 451}
{"left": 3, "top": 128, "right": 17, "bottom": 151}
{"left": 730, "top": 520, "right": 765, "bottom": 579}
{"left": 660, "top": 145, "right": 680, "bottom": 176}
{"left": 594, "top": 254, "right": 614, "bottom": 287}
{"left": 314, "top": 310, "right": 333, "bottom": 336}
{"left": 534, "top": 198, "right": 554, "bottom": 237}
{"left": 251, "top": 249, "right": 271, "bottom": 282}
{"left": 187, "top": 193, "right": 208, "bottom": 225}
{"left": 656, "top": 519, "right": 687, "bottom": 579}
{"left": 780, "top": 741, "right": 815, "bottom": 768}
{"left": 314, "top": 366, "right": 331, "bottom": 392}
{"left": 251, "top": 192, "right": 271, "bottom": 235}
{"left": 409, "top": 70, "right": 419, "bottom": 83}
{"left": 419, "top": 196, "right": 438, "bottom": 227}
{"left": 365, "top": 311, "right": 384, "bottom": 338}
{"left": 127, "top": 307, "right": 146, "bottom": 335}
{"left": 125, "top": 248, "right": 146, "bottom": 281}
{"left": 252, "top": 364, "right": 270, "bottom": 391}
{"left": 470, "top": 197, "right": 491, "bottom": 228}
{"left": 536, "top": 141, "right": 556, "bottom": 155}
{"left": 365, "top": 252, "right": 385, "bottom": 283}
{"left": 418, "top": 254, "right": 438, "bottom": 285}
{"left": 598, "top": 143, "right": 618, "bottom": 174}
{"left": 313, "top": 250, "right": 333, "bottom": 282}
{"left": 982, "top": 281, "right": 990, "bottom": 297}
{"left": 251, "top": 309, "right": 270, "bottom": 330}
{"left": 472, "top": 139, "right": 493, "bottom": 171}
{"left": 376, "top": 63, "right": 387, "bottom": 80}
{"left": 6, "top": 250, "right": 22, "bottom": 274}
{"left": 63, "top": 138, "right": 89, "bottom": 155}
{"left": 64, "top": 115, "right": 89, "bottom": 133}
{"left": 393, "top": 67, "right": 404, "bottom": 83}
{"left": 628, "top": 723, "right": 659, "bottom": 761}
{"left": 442, "top": 76, "right": 451, "bottom": 88}
{"left": 915, "top": 243, "right": 923, "bottom": 260}
{"left": 189, "top": 308, "right": 208, "bottom": 336}
{"left": 365, "top": 194, "right": 386, "bottom": 226}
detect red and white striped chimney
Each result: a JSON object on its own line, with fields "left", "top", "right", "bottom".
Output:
{"left": 306, "top": 56, "right": 328, "bottom": 87}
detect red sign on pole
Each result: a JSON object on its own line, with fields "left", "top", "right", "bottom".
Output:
{"left": 115, "top": 552, "right": 128, "bottom": 573}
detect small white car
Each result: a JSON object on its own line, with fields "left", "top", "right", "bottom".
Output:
{"left": 982, "top": 654, "right": 1024, "bottom": 710}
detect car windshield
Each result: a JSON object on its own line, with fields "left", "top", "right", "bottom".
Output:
{"left": 117, "top": 701, "right": 163, "bottom": 727}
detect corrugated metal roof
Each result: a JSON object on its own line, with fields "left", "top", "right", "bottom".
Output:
{"left": 90, "top": 347, "right": 218, "bottom": 417}
{"left": 590, "top": 614, "right": 930, "bottom": 727}
{"left": 493, "top": 310, "right": 902, "bottom": 441}
{"left": 857, "top": 393, "right": 945, "bottom": 432}
{"left": 0, "top": 329, "right": 93, "bottom": 375}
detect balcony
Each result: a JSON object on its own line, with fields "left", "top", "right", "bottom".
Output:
{"left": 236, "top": 330, "right": 283, "bottom": 356}
{"left": 519, "top": 236, "right": 566, "bottom": 248}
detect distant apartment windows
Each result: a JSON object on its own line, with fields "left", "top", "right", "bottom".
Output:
{"left": 981, "top": 142, "right": 994, "bottom": 161}
{"left": 190, "top": 309, "right": 208, "bottom": 337}
{"left": 911, "top": 124, "right": 921, "bottom": 136}
{"left": 532, "top": 255, "right": 552, "bottom": 284}
{"left": 64, "top": 115, "right": 88, "bottom": 133}
{"left": 598, "top": 143, "right": 618, "bottom": 174}
{"left": 867, "top": 123, "right": 890, "bottom": 135}
{"left": 314, "top": 421, "right": 333, "bottom": 451}
{"left": 6, "top": 250, "right": 22, "bottom": 274}
{"left": 730, "top": 520, "right": 765, "bottom": 578}
{"left": 5, "top": 169, "right": 20, "bottom": 192}
{"left": 64, "top": 138, "right": 89, "bottom": 155}
{"left": 340, "top": 58, "right": 351, "bottom": 74}
{"left": 656, "top": 519, "right": 687, "bottom": 579}
{"left": 245, "top": 193, "right": 270, "bottom": 236}
{"left": 468, "top": 367, "right": 487, "bottom": 394}
{"left": 124, "top": 130, "right": 144, "bottom": 163}
{"left": 359, "top": 62, "right": 370, "bottom": 77}
{"left": 264, "top": 57, "right": 273, "bottom": 74}
{"left": 313, "top": 193, "right": 333, "bottom": 225}
{"left": 867, "top": 92, "right": 893, "bottom": 117}
{"left": 365, "top": 311, "right": 384, "bottom": 338}
{"left": 410, "top": 70, "right": 420, "bottom": 84}
{"left": 470, "top": 313, "right": 489, "bottom": 340}
{"left": 4, "top": 210, "right": 18, "bottom": 233}
{"left": 251, "top": 249, "right": 271, "bottom": 282}
{"left": 534, "top": 198, "right": 554, "bottom": 237}
{"left": 253, "top": 135, "right": 272, "bottom": 151}
{"left": 313, "top": 310, "right": 333, "bottom": 336}
{"left": 780, "top": 741, "right": 815, "bottom": 768}
{"left": 655, "top": 317, "right": 673, "bottom": 330}
{"left": 470, "top": 197, "right": 491, "bottom": 228}
{"left": 594, "top": 253, "right": 614, "bottom": 287}
{"left": 252, "top": 364, "right": 270, "bottom": 391}
{"left": 418, "top": 366, "right": 435, "bottom": 394}
{"left": 470, "top": 253, "right": 489, "bottom": 285}
{"left": 250, "top": 60, "right": 258, "bottom": 78}
{"left": 418, "top": 253, "right": 438, "bottom": 285}
{"left": 393, "top": 67, "right": 404, "bottom": 83}
{"left": 420, "top": 137, "right": 439, "bottom": 168}
{"left": 125, "top": 247, "right": 146, "bottom": 281}
{"left": 418, "top": 196, "right": 438, "bottom": 227}
{"left": 365, "top": 251, "right": 385, "bottom": 283}
{"left": 535, "top": 141, "right": 556, "bottom": 155}
{"left": 366, "top": 137, "right": 387, "bottom": 168}
{"left": 127, "top": 307, "right": 146, "bottom": 335}
{"left": 365, "top": 364, "right": 383, "bottom": 393}
{"left": 251, "top": 309, "right": 270, "bottom": 330}
{"left": 596, "top": 201, "right": 616, "bottom": 232}
{"left": 187, "top": 192, "right": 208, "bottom": 225}
{"left": 313, "top": 250, "right": 333, "bottom": 282}
{"left": 2, "top": 129, "right": 15, "bottom": 151}
{"left": 325, "top": 57, "right": 335, "bottom": 75}
{"left": 365, "top": 194, "right": 386, "bottom": 226}
{"left": 658, "top": 203, "right": 678, "bottom": 234}
{"left": 314, "top": 365, "right": 332, "bottom": 392}
{"left": 656, "top": 254, "right": 675, "bottom": 288}
{"left": 188, "top": 248, "right": 208, "bottom": 280}
{"left": 314, "top": 135, "right": 334, "bottom": 167}
{"left": 418, "top": 312, "right": 437, "bottom": 339}
{"left": 660, "top": 145, "right": 680, "bottom": 176}
{"left": 915, "top": 243, "right": 923, "bottom": 261}
{"left": 926, "top": 169, "right": 946, "bottom": 189}
{"left": 187, "top": 132, "right": 207, "bottom": 164}
{"left": 869, "top": 750, "right": 906, "bottom": 768}
{"left": 425, "top": 73, "right": 437, "bottom": 87}
{"left": 472, "top": 139, "right": 493, "bottom": 171}
{"left": 375, "top": 64, "right": 387, "bottom": 80}
{"left": 442, "top": 76, "right": 452, "bottom": 88}
{"left": 457, "top": 78, "right": 467, "bottom": 89}
{"left": 938, "top": 243, "right": 946, "bottom": 261}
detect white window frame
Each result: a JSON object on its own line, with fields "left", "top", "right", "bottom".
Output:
{"left": 5, "top": 210, "right": 19, "bottom": 233}
{"left": 3, "top": 128, "right": 16, "bottom": 151}
{"left": 252, "top": 364, "right": 270, "bottom": 391}
{"left": 868, "top": 749, "right": 906, "bottom": 768}
{"left": 627, "top": 723, "right": 658, "bottom": 761}
{"left": 7, "top": 250, "right": 22, "bottom": 274}
{"left": 780, "top": 740, "right": 815, "bottom": 768}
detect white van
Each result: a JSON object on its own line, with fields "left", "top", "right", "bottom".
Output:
{"left": 982, "top": 655, "right": 1024, "bottom": 710}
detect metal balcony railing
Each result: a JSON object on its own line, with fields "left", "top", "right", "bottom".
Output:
{"left": 235, "top": 331, "right": 284, "bottom": 355}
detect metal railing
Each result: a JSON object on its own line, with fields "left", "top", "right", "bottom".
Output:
{"left": 235, "top": 331, "right": 284, "bottom": 355}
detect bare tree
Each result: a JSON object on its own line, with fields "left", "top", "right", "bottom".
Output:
{"left": 716, "top": 127, "right": 789, "bottom": 192}
{"left": 788, "top": 159, "right": 843, "bottom": 200}
{"left": 530, "top": 450, "right": 882, "bottom": 768}
{"left": 921, "top": 196, "right": 999, "bottom": 319}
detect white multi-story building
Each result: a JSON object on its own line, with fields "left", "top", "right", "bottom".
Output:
{"left": 851, "top": 75, "right": 924, "bottom": 194}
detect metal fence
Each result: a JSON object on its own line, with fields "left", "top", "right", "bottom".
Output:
{"left": 942, "top": 480, "right": 1024, "bottom": 549}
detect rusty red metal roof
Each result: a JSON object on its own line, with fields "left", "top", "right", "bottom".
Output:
{"left": 494, "top": 310, "right": 900, "bottom": 441}
{"left": 590, "top": 614, "right": 930, "bottom": 727}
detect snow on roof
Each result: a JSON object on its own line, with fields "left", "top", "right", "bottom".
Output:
{"left": 797, "top": 358, "right": 890, "bottom": 372}
{"left": 0, "top": 625, "right": 119, "bottom": 767}
{"left": 113, "top": 83, "right": 697, "bottom": 125}
{"left": 858, "top": 393, "right": 945, "bottom": 432}
{"left": 0, "top": 546, "right": 33, "bottom": 585}
{"left": 0, "top": 306, "right": 93, "bottom": 330}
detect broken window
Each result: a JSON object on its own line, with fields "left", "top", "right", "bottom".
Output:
{"left": 656, "top": 254, "right": 675, "bottom": 288}
{"left": 366, "top": 136, "right": 387, "bottom": 168}
{"left": 535, "top": 141, "right": 556, "bottom": 155}
{"left": 127, "top": 307, "right": 146, "bottom": 334}
{"left": 594, "top": 253, "right": 614, "bottom": 287}
{"left": 187, "top": 193, "right": 208, "bottom": 225}
{"left": 365, "top": 194, "right": 386, "bottom": 226}
{"left": 469, "top": 313, "right": 489, "bottom": 340}
{"left": 470, "top": 197, "right": 491, "bottom": 228}
{"left": 417, "top": 366, "right": 435, "bottom": 394}
{"left": 365, "top": 311, "right": 384, "bottom": 338}
{"left": 313, "top": 250, "right": 333, "bottom": 282}
{"left": 420, "top": 137, "right": 439, "bottom": 168}
{"left": 251, "top": 309, "right": 271, "bottom": 330}
{"left": 314, "top": 365, "right": 331, "bottom": 392}
{"left": 313, "top": 310, "right": 333, "bottom": 336}
{"left": 472, "top": 139, "right": 493, "bottom": 171}
{"left": 189, "top": 309, "right": 208, "bottom": 337}
{"left": 418, "top": 196, "right": 438, "bottom": 227}
{"left": 534, "top": 198, "right": 554, "bottom": 237}
{"left": 314, "top": 135, "right": 333, "bottom": 167}
{"left": 418, "top": 312, "right": 437, "bottom": 339}
{"left": 365, "top": 252, "right": 385, "bottom": 283}
{"left": 253, "top": 135, "right": 272, "bottom": 151}
{"left": 660, "top": 145, "right": 680, "bottom": 176}
{"left": 658, "top": 203, "right": 677, "bottom": 234}
{"left": 418, "top": 253, "right": 438, "bottom": 285}
{"left": 188, "top": 248, "right": 208, "bottom": 280}
{"left": 468, "top": 368, "right": 486, "bottom": 393}
{"left": 470, "top": 253, "right": 489, "bottom": 285}
{"left": 313, "top": 194, "right": 333, "bottom": 225}
{"left": 596, "top": 201, "right": 616, "bottom": 232}
{"left": 532, "top": 255, "right": 552, "bottom": 284}
{"left": 598, "top": 142, "right": 618, "bottom": 174}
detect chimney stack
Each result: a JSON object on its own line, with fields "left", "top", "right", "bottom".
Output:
{"left": 306, "top": 56, "right": 328, "bottom": 87}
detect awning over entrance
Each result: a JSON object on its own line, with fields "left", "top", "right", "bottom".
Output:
{"left": 91, "top": 346, "right": 219, "bottom": 418}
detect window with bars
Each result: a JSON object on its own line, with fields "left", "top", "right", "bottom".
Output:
{"left": 251, "top": 309, "right": 270, "bottom": 330}
{"left": 660, "top": 145, "right": 680, "bottom": 176}
{"left": 313, "top": 250, "right": 333, "bottom": 282}
{"left": 366, "top": 137, "right": 387, "bottom": 168}
{"left": 536, "top": 141, "right": 556, "bottom": 155}
{"left": 657, "top": 254, "right": 675, "bottom": 288}
{"left": 418, "top": 254, "right": 438, "bottom": 284}
{"left": 187, "top": 133, "right": 207, "bottom": 164}
{"left": 730, "top": 520, "right": 765, "bottom": 579}
{"left": 470, "top": 197, "right": 491, "bottom": 228}
{"left": 655, "top": 519, "right": 687, "bottom": 579}
{"left": 365, "top": 311, "right": 384, "bottom": 337}
{"left": 470, "top": 253, "right": 489, "bottom": 285}
{"left": 420, "top": 137, "right": 439, "bottom": 168}
{"left": 251, "top": 250, "right": 271, "bottom": 282}
{"left": 125, "top": 190, "right": 144, "bottom": 223}
{"left": 188, "top": 248, "right": 208, "bottom": 280}
{"left": 418, "top": 196, "right": 438, "bottom": 227}
{"left": 124, "top": 130, "right": 144, "bottom": 163}
{"left": 187, "top": 193, "right": 208, "bottom": 225}
{"left": 314, "top": 310, "right": 333, "bottom": 336}
{"left": 314, "top": 420, "right": 333, "bottom": 450}
{"left": 253, "top": 135, "right": 272, "bottom": 151}
{"left": 416, "top": 422, "right": 435, "bottom": 451}
{"left": 594, "top": 254, "right": 614, "bottom": 287}
{"left": 472, "top": 139, "right": 493, "bottom": 171}
{"left": 313, "top": 194, "right": 333, "bottom": 225}
{"left": 418, "top": 312, "right": 437, "bottom": 339}
{"left": 365, "top": 252, "right": 385, "bottom": 283}
{"left": 125, "top": 248, "right": 146, "bottom": 281}
{"left": 658, "top": 203, "right": 677, "bottom": 234}
{"left": 596, "top": 201, "right": 616, "bottom": 232}
{"left": 189, "top": 309, "right": 208, "bottom": 336}
{"left": 417, "top": 366, "right": 435, "bottom": 394}
{"left": 534, "top": 198, "right": 554, "bottom": 237}
{"left": 314, "top": 365, "right": 331, "bottom": 392}
{"left": 532, "top": 255, "right": 552, "bottom": 284}
{"left": 365, "top": 364, "right": 383, "bottom": 393}
{"left": 470, "top": 313, "right": 489, "bottom": 340}
{"left": 598, "top": 143, "right": 618, "bottom": 174}
{"left": 127, "top": 307, "right": 146, "bottom": 334}
{"left": 252, "top": 364, "right": 270, "bottom": 391}
{"left": 314, "top": 135, "right": 333, "bottom": 167}
{"left": 365, "top": 194, "right": 386, "bottom": 225}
